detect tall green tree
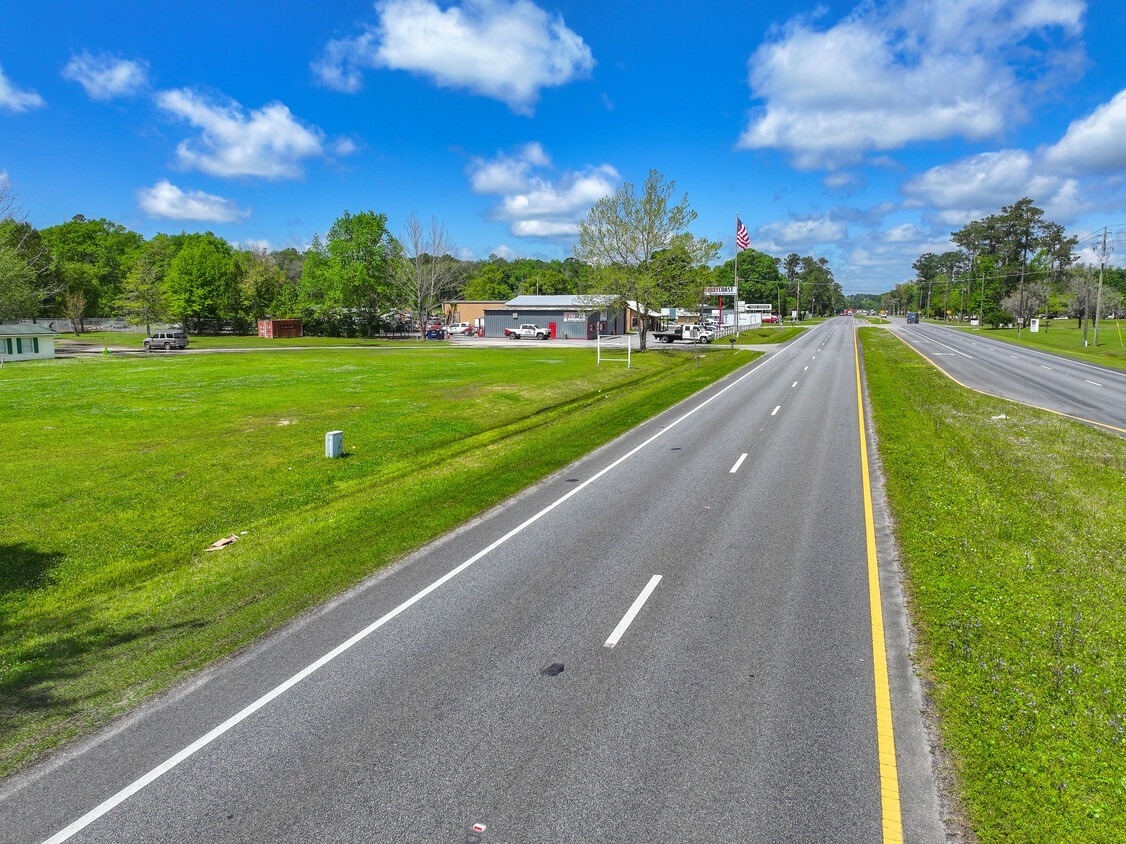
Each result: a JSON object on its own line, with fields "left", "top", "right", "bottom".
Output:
{"left": 40, "top": 215, "right": 143, "bottom": 317}
{"left": 164, "top": 233, "right": 238, "bottom": 331}
{"left": 0, "top": 181, "right": 59, "bottom": 318}
{"left": 300, "top": 211, "right": 400, "bottom": 334}
{"left": 0, "top": 242, "right": 39, "bottom": 320}
{"left": 461, "top": 258, "right": 516, "bottom": 301}
{"left": 114, "top": 250, "right": 169, "bottom": 335}
{"left": 712, "top": 248, "right": 784, "bottom": 306}
{"left": 575, "top": 169, "right": 716, "bottom": 349}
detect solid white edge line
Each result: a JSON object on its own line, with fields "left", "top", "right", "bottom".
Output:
{"left": 42, "top": 322, "right": 830, "bottom": 844}
{"left": 729, "top": 453, "right": 748, "bottom": 474}
{"left": 604, "top": 575, "right": 663, "bottom": 648}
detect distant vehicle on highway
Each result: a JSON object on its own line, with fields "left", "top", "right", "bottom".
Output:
{"left": 906, "top": 312, "right": 919, "bottom": 324}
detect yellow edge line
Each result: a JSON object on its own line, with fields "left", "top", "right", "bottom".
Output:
{"left": 855, "top": 328, "right": 904, "bottom": 843}
{"left": 889, "top": 330, "right": 1126, "bottom": 436}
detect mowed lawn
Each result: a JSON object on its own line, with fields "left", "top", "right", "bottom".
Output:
{"left": 863, "top": 329, "right": 1126, "bottom": 843}
{"left": 1, "top": 345, "right": 749, "bottom": 776}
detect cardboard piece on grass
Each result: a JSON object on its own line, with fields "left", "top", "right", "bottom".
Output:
{"left": 206, "top": 534, "right": 240, "bottom": 552}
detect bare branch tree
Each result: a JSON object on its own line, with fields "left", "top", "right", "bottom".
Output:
{"left": 395, "top": 212, "right": 459, "bottom": 331}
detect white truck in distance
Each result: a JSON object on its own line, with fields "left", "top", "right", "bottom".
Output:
{"left": 505, "top": 323, "right": 551, "bottom": 340}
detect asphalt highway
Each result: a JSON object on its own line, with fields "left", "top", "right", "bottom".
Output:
{"left": 2, "top": 319, "right": 945, "bottom": 844}
{"left": 887, "top": 319, "right": 1126, "bottom": 434}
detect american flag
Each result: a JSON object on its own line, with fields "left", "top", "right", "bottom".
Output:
{"left": 736, "top": 217, "right": 750, "bottom": 251}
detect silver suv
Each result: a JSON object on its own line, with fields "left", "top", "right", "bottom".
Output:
{"left": 144, "top": 330, "right": 189, "bottom": 350}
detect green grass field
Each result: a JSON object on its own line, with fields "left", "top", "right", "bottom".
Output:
{"left": 727, "top": 325, "right": 804, "bottom": 344}
{"left": 951, "top": 320, "right": 1126, "bottom": 371}
{"left": 0, "top": 344, "right": 751, "bottom": 777}
{"left": 862, "top": 329, "right": 1126, "bottom": 842}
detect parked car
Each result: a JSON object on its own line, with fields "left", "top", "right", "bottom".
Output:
{"left": 424, "top": 326, "right": 448, "bottom": 340}
{"left": 144, "top": 330, "right": 189, "bottom": 350}
{"left": 505, "top": 323, "right": 551, "bottom": 340}
{"left": 651, "top": 324, "right": 714, "bottom": 343}
{"left": 762, "top": 314, "right": 779, "bottom": 323}
{"left": 447, "top": 322, "right": 474, "bottom": 335}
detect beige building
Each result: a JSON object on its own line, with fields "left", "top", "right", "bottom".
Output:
{"left": 443, "top": 301, "right": 506, "bottom": 327}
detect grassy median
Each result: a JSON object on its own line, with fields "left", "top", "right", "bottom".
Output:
{"left": 1, "top": 344, "right": 751, "bottom": 777}
{"left": 862, "top": 329, "right": 1126, "bottom": 843}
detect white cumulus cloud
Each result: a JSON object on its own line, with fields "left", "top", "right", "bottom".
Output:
{"left": 0, "top": 64, "right": 45, "bottom": 113}
{"left": 757, "top": 216, "right": 848, "bottom": 248}
{"left": 313, "top": 0, "right": 595, "bottom": 115}
{"left": 62, "top": 52, "right": 148, "bottom": 100}
{"left": 739, "top": 0, "right": 1086, "bottom": 168}
{"left": 1043, "top": 88, "right": 1126, "bottom": 173}
{"left": 137, "top": 180, "right": 248, "bottom": 222}
{"left": 156, "top": 89, "right": 331, "bottom": 179}
{"left": 468, "top": 144, "right": 617, "bottom": 241}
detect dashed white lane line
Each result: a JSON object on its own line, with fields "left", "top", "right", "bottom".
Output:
{"left": 772, "top": 405, "right": 781, "bottom": 416}
{"left": 1086, "top": 379, "right": 1104, "bottom": 387}
{"left": 730, "top": 453, "right": 748, "bottom": 474}
{"left": 605, "top": 575, "right": 663, "bottom": 648}
{"left": 792, "top": 381, "right": 798, "bottom": 388}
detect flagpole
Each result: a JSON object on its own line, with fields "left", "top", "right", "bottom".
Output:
{"left": 730, "top": 213, "right": 738, "bottom": 333}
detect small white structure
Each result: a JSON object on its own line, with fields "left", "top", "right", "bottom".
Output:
{"left": 1, "top": 324, "right": 58, "bottom": 361}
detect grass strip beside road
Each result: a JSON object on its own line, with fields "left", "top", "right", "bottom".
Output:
{"left": 728, "top": 326, "right": 804, "bottom": 344}
{"left": 861, "top": 329, "right": 1126, "bottom": 842}
{"left": 0, "top": 346, "right": 751, "bottom": 778}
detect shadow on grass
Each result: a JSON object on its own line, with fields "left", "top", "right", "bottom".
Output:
{"left": 0, "top": 543, "right": 63, "bottom": 597}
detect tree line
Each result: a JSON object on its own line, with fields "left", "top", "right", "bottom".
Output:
{"left": 884, "top": 198, "right": 1125, "bottom": 329}
{"left": 0, "top": 176, "right": 843, "bottom": 337}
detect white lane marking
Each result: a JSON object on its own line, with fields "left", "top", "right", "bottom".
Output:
{"left": 919, "top": 334, "right": 973, "bottom": 358}
{"left": 1041, "top": 365, "right": 1052, "bottom": 370}
{"left": 1086, "top": 379, "right": 1104, "bottom": 387}
{"left": 812, "top": 355, "right": 817, "bottom": 360}
{"left": 792, "top": 381, "right": 798, "bottom": 388}
{"left": 42, "top": 317, "right": 830, "bottom": 844}
{"left": 730, "top": 453, "right": 748, "bottom": 474}
{"left": 604, "top": 575, "right": 662, "bottom": 648}
{"left": 804, "top": 366, "right": 808, "bottom": 371}
{"left": 1010, "top": 355, "right": 1019, "bottom": 359}
{"left": 772, "top": 405, "right": 781, "bottom": 416}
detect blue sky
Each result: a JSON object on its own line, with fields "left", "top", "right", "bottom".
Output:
{"left": 3, "top": 0, "right": 1126, "bottom": 294}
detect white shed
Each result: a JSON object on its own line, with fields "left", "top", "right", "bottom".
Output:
{"left": 1, "top": 324, "right": 58, "bottom": 361}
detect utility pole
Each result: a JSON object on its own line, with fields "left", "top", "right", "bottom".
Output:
{"left": 1094, "top": 226, "right": 1112, "bottom": 347}
{"left": 978, "top": 271, "right": 985, "bottom": 328}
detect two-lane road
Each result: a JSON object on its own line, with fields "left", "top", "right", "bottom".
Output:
{"left": 2, "top": 320, "right": 943, "bottom": 843}
{"left": 887, "top": 320, "right": 1126, "bottom": 434}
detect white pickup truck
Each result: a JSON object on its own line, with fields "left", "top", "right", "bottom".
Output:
{"left": 651, "top": 324, "right": 714, "bottom": 343}
{"left": 504, "top": 323, "right": 551, "bottom": 340}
